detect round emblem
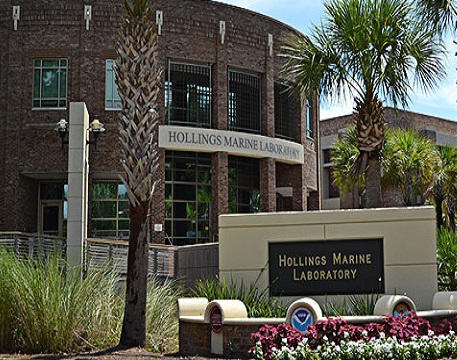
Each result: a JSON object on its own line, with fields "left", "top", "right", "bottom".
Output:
{"left": 393, "top": 302, "right": 410, "bottom": 317}
{"left": 210, "top": 307, "right": 223, "bottom": 333}
{"left": 291, "top": 307, "right": 314, "bottom": 333}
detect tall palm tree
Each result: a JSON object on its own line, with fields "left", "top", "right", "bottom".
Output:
{"left": 382, "top": 129, "right": 438, "bottom": 206}
{"left": 114, "top": 0, "right": 162, "bottom": 348}
{"left": 282, "top": 0, "right": 446, "bottom": 208}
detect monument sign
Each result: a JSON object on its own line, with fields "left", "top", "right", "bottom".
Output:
{"left": 269, "top": 239, "right": 384, "bottom": 296}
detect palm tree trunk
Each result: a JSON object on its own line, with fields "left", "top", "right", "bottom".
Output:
{"left": 436, "top": 196, "right": 444, "bottom": 229}
{"left": 364, "top": 151, "right": 382, "bottom": 208}
{"left": 448, "top": 202, "right": 456, "bottom": 232}
{"left": 119, "top": 202, "right": 150, "bottom": 348}
{"left": 404, "top": 173, "right": 414, "bottom": 206}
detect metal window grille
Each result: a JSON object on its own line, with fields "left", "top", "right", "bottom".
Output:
{"left": 228, "top": 69, "right": 261, "bottom": 134}
{"left": 166, "top": 61, "right": 211, "bottom": 128}
{"left": 274, "top": 82, "right": 298, "bottom": 141}
{"left": 228, "top": 156, "right": 260, "bottom": 214}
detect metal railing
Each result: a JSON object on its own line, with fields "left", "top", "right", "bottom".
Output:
{"left": 0, "top": 233, "right": 218, "bottom": 287}
{"left": 0, "top": 232, "right": 66, "bottom": 259}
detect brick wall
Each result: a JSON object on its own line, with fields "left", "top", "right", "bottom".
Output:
{"left": 0, "top": 0, "right": 319, "bottom": 236}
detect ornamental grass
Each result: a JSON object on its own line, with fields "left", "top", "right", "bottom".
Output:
{"left": 0, "top": 249, "right": 180, "bottom": 354}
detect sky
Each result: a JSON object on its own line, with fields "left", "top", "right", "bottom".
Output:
{"left": 216, "top": 0, "right": 457, "bottom": 122}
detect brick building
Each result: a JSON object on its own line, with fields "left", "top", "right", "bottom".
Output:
{"left": 320, "top": 108, "right": 457, "bottom": 210}
{"left": 0, "top": 0, "right": 320, "bottom": 248}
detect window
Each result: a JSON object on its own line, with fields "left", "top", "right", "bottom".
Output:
{"left": 91, "top": 183, "right": 129, "bottom": 240}
{"left": 33, "top": 59, "right": 67, "bottom": 109}
{"left": 275, "top": 82, "right": 298, "bottom": 141}
{"left": 306, "top": 99, "right": 313, "bottom": 139}
{"left": 323, "top": 149, "right": 340, "bottom": 199}
{"left": 166, "top": 61, "right": 211, "bottom": 128}
{"left": 228, "top": 157, "right": 260, "bottom": 213}
{"left": 228, "top": 69, "right": 261, "bottom": 134}
{"left": 105, "top": 59, "right": 122, "bottom": 110}
{"left": 165, "top": 151, "right": 211, "bottom": 245}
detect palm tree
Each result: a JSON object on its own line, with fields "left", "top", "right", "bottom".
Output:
{"left": 114, "top": 0, "right": 162, "bottom": 348}
{"left": 415, "top": 0, "right": 457, "bottom": 35}
{"left": 382, "top": 129, "right": 438, "bottom": 206}
{"left": 429, "top": 145, "right": 457, "bottom": 229}
{"left": 282, "top": 0, "right": 446, "bottom": 208}
{"left": 331, "top": 126, "right": 365, "bottom": 206}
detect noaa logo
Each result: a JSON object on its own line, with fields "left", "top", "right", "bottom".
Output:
{"left": 291, "top": 308, "right": 314, "bottom": 333}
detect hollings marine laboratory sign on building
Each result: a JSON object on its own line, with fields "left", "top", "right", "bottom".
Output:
{"left": 158, "top": 125, "right": 305, "bottom": 164}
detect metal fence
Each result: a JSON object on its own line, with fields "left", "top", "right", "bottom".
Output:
{"left": 0, "top": 232, "right": 66, "bottom": 259}
{"left": 0, "top": 233, "right": 219, "bottom": 288}
{"left": 86, "top": 238, "right": 218, "bottom": 287}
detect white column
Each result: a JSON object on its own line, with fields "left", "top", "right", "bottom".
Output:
{"left": 66, "top": 102, "right": 90, "bottom": 268}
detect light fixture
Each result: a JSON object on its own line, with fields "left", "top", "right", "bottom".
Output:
{"left": 54, "top": 116, "right": 105, "bottom": 150}
{"left": 54, "top": 118, "right": 69, "bottom": 149}
{"left": 88, "top": 117, "right": 106, "bottom": 149}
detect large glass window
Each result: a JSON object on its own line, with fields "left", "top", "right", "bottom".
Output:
{"left": 165, "top": 61, "right": 211, "bottom": 128}
{"left": 91, "top": 183, "right": 130, "bottom": 240}
{"left": 275, "top": 82, "right": 298, "bottom": 141}
{"left": 228, "top": 157, "right": 260, "bottom": 213}
{"left": 165, "top": 151, "right": 211, "bottom": 245}
{"left": 228, "top": 69, "right": 261, "bottom": 134}
{"left": 306, "top": 99, "right": 314, "bottom": 139}
{"left": 33, "top": 59, "right": 67, "bottom": 109}
{"left": 105, "top": 59, "right": 122, "bottom": 110}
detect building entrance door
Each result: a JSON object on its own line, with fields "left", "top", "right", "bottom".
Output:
{"left": 39, "top": 201, "right": 63, "bottom": 237}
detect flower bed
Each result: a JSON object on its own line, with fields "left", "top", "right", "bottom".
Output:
{"left": 251, "top": 313, "right": 457, "bottom": 360}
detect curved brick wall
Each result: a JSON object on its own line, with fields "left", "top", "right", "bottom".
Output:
{"left": 0, "top": 0, "right": 320, "bottom": 240}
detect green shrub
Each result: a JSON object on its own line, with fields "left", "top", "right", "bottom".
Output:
{"left": 0, "top": 249, "right": 180, "bottom": 354}
{"left": 322, "top": 294, "right": 379, "bottom": 316}
{"left": 437, "top": 229, "right": 457, "bottom": 291}
{"left": 191, "top": 277, "right": 287, "bottom": 318}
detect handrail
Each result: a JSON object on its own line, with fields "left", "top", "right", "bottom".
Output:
{"left": 0, "top": 231, "right": 66, "bottom": 240}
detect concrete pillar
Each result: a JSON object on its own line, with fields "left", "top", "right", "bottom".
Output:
{"left": 66, "top": 102, "right": 89, "bottom": 267}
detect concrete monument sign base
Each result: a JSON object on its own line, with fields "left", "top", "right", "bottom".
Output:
{"left": 219, "top": 207, "right": 437, "bottom": 310}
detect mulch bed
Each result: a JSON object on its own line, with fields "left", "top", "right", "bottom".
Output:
{"left": 0, "top": 349, "right": 235, "bottom": 360}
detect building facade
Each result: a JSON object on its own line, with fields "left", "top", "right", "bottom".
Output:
{"left": 320, "top": 108, "right": 457, "bottom": 210}
{"left": 0, "top": 0, "right": 320, "bottom": 246}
